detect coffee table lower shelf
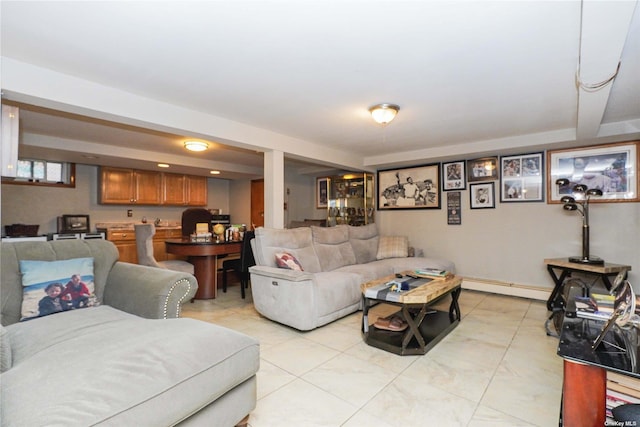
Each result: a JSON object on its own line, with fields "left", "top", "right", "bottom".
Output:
{"left": 363, "top": 308, "right": 459, "bottom": 356}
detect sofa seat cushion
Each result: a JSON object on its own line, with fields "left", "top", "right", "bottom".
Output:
{"left": 335, "top": 262, "right": 394, "bottom": 283}
{"left": 312, "top": 271, "right": 363, "bottom": 318}
{"left": 2, "top": 306, "right": 259, "bottom": 426}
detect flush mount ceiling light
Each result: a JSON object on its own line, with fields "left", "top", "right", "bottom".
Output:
{"left": 210, "top": 170, "right": 220, "bottom": 175}
{"left": 368, "top": 103, "right": 400, "bottom": 125}
{"left": 184, "top": 141, "right": 208, "bottom": 152}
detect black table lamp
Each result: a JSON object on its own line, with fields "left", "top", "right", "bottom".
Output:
{"left": 556, "top": 178, "right": 604, "bottom": 265}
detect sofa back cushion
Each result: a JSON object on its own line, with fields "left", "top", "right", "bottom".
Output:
{"left": 311, "top": 225, "right": 357, "bottom": 271}
{"left": 348, "top": 223, "right": 379, "bottom": 264}
{"left": 253, "top": 227, "right": 322, "bottom": 273}
{"left": 1, "top": 240, "right": 119, "bottom": 326}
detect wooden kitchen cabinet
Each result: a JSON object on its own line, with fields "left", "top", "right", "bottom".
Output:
{"left": 101, "top": 167, "right": 206, "bottom": 206}
{"left": 162, "top": 173, "right": 187, "bottom": 205}
{"left": 161, "top": 173, "right": 207, "bottom": 206}
{"left": 100, "top": 167, "right": 161, "bottom": 205}
{"left": 104, "top": 227, "right": 184, "bottom": 264}
{"left": 185, "top": 175, "right": 207, "bottom": 206}
{"left": 104, "top": 229, "right": 138, "bottom": 264}
{"left": 153, "top": 228, "right": 184, "bottom": 261}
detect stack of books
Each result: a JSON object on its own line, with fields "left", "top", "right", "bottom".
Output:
{"left": 606, "top": 372, "right": 640, "bottom": 422}
{"left": 414, "top": 268, "right": 451, "bottom": 278}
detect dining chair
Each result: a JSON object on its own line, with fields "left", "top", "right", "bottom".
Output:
{"left": 134, "top": 224, "right": 194, "bottom": 274}
{"left": 221, "top": 230, "right": 255, "bottom": 299}
{"left": 181, "top": 208, "right": 212, "bottom": 237}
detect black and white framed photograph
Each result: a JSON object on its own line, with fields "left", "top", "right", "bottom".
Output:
{"left": 547, "top": 141, "right": 638, "bottom": 203}
{"left": 470, "top": 182, "right": 495, "bottom": 209}
{"left": 447, "top": 191, "right": 462, "bottom": 225}
{"left": 467, "top": 156, "right": 499, "bottom": 182}
{"left": 500, "top": 152, "right": 544, "bottom": 202}
{"left": 442, "top": 160, "right": 466, "bottom": 191}
{"left": 377, "top": 163, "right": 440, "bottom": 210}
{"left": 316, "top": 177, "right": 329, "bottom": 208}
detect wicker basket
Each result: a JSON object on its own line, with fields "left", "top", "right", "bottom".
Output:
{"left": 5, "top": 224, "right": 39, "bottom": 237}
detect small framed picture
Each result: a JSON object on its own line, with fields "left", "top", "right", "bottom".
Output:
{"left": 470, "top": 182, "right": 495, "bottom": 209}
{"left": 442, "top": 161, "right": 466, "bottom": 191}
{"left": 316, "top": 177, "right": 329, "bottom": 209}
{"left": 467, "top": 156, "right": 499, "bottom": 182}
{"left": 500, "top": 152, "right": 544, "bottom": 202}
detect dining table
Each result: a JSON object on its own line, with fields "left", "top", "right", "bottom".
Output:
{"left": 165, "top": 238, "right": 241, "bottom": 300}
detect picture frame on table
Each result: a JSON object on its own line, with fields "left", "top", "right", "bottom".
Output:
{"left": 442, "top": 160, "right": 466, "bottom": 191}
{"left": 467, "top": 156, "right": 499, "bottom": 182}
{"left": 547, "top": 141, "right": 638, "bottom": 203}
{"left": 470, "top": 182, "right": 495, "bottom": 209}
{"left": 377, "top": 163, "right": 441, "bottom": 210}
{"left": 500, "top": 152, "right": 544, "bottom": 202}
{"left": 316, "top": 177, "right": 329, "bottom": 209}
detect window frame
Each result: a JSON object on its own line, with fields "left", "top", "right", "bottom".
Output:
{"left": 2, "top": 161, "right": 76, "bottom": 188}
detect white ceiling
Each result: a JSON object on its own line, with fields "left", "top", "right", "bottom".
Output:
{"left": 1, "top": 1, "right": 639, "bottom": 179}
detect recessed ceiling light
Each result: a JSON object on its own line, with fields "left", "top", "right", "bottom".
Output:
{"left": 157, "top": 163, "right": 170, "bottom": 168}
{"left": 82, "top": 154, "right": 99, "bottom": 159}
{"left": 210, "top": 170, "right": 220, "bottom": 175}
{"left": 184, "top": 141, "right": 208, "bottom": 152}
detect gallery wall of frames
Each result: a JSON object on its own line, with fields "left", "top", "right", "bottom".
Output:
{"left": 374, "top": 141, "right": 638, "bottom": 225}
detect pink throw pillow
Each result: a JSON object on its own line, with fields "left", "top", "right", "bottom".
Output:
{"left": 275, "top": 252, "right": 304, "bottom": 271}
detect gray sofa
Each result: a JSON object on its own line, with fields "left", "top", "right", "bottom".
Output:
{"left": 1, "top": 239, "right": 259, "bottom": 427}
{"left": 249, "top": 224, "right": 455, "bottom": 331}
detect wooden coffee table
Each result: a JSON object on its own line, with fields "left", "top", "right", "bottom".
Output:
{"left": 361, "top": 272, "right": 462, "bottom": 356}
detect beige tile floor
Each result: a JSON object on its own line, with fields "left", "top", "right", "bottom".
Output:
{"left": 182, "top": 285, "right": 563, "bottom": 427}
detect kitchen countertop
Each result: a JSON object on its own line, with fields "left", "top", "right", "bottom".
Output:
{"left": 95, "top": 221, "right": 181, "bottom": 230}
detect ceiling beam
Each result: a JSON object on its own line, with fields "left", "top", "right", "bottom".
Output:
{"left": 576, "top": 0, "right": 637, "bottom": 140}
{"left": 1, "top": 58, "right": 365, "bottom": 172}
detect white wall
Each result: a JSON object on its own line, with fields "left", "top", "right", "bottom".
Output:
{"left": 1, "top": 164, "right": 231, "bottom": 233}
{"left": 376, "top": 195, "right": 639, "bottom": 291}
{"left": 228, "top": 179, "right": 251, "bottom": 226}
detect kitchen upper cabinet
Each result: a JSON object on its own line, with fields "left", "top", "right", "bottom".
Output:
{"left": 185, "top": 175, "right": 207, "bottom": 206}
{"left": 162, "top": 173, "right": 187, "bottom": 205}
{"left": 100, "top": 167, "right": 207, "bottom": 206}
{"left": 100, "top": 167, "right": 161, "bottom": 205}
{"left": 162, "top": 173, "right": 207, "bottom": 206}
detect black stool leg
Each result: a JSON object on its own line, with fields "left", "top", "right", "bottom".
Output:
{"left": 222, "top": 267, "right": 228, "bottom": 293}
{"left": 240, "top": 273, "right": 246, "bottom": 299}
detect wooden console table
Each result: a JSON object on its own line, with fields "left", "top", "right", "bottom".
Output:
{"left": 361, "top": 273, "right": 462, "bottom": 356}
{"left": 544, "top": 258, "right": 632, "bottom": 311}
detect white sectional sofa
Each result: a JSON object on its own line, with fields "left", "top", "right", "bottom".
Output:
{"left": 249, "top": 224, "right": 455, "bottom": 331}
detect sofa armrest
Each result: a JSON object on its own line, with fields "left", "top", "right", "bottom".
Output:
{"left": 103, "top": 262, "right": 197, "bottom": 319}
{"left": 249, "top": 265, "right": 314, "bottom": 282}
